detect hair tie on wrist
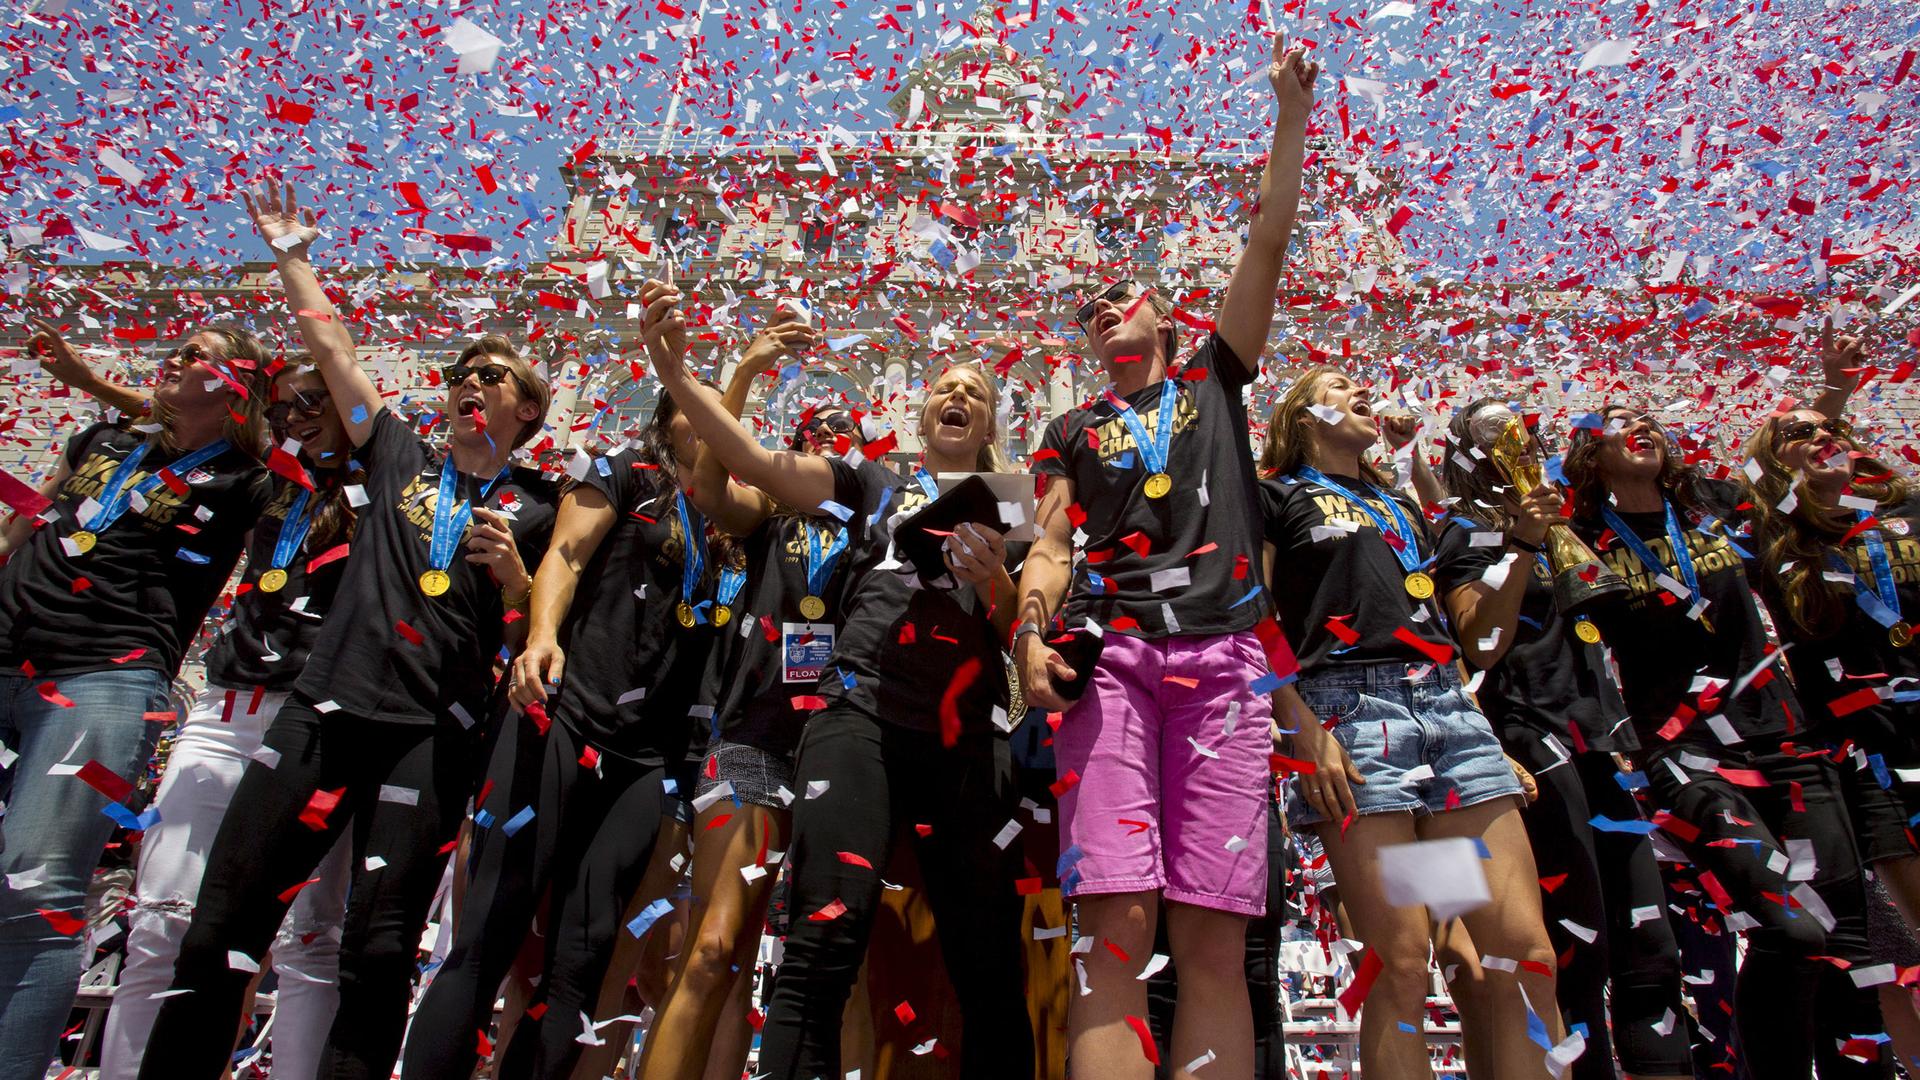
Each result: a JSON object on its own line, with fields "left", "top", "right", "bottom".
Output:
{"left": 1509, "top": 534, "right": 1545, "bottom": 554}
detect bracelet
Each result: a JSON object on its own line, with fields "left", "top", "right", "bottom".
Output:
{"left": 501, "top": 580, "right": 533, "bottom": 607}
{"left": 1508, "top": 534, "right": 1546, "bottom": 555}
{"left": 1013, "top": 621, "right": 1043, "bottom": 642}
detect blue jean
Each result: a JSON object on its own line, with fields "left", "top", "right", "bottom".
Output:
{"left": 0, "top": 668, "right": 171, "bottom": 1080}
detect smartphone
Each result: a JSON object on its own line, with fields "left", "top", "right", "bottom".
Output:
{"left": 1044, "top": 626, "right": 1104, "bottom": 705}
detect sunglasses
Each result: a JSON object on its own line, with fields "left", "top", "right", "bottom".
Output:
{"left": 266, "top": 389, "right": 333, "bottom": 429}
{"left": 1775, "top": 417, "right": 1853, "bottom": 447}
{"left": 442, "top": 362, "right": 520, "bottom": 390}
{"left": 163, "top": 342, "right": 225, "bottom": 369}
{"left": 807, "top": 414, "right": 856, "bottom": 436}
{"left": 1074, "top": 281, "right": 1140, "bottom": 329}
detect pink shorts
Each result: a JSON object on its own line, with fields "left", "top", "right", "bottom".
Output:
{"left": 1052, "top": 631, "right": 1275, "bottom": 916}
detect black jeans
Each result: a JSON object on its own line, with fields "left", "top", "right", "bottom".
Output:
{"left": 1651, "top": 746, "right": 1890, "bottom": 1079}
{"left": 138, "top": 697, "right": 476, "bottom": 1080}
{"left": 1507, "top": 740, "right": 1693, "bottom": 1078}
{"left": 756, "top": 708, "right": 1033, "bottom": 1079}
{"left": 1146, "top": 797, "right": 1288, "bottom": 1079}
{"left": 404, "top": 711, "right": 678, "bottom": 1080}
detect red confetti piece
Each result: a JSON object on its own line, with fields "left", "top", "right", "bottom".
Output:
{"left": 76, "top": 760, "right": 134, "bottom": 804}
{"left": 808, "top": 898, "right": 849, "bottom": 922}
{"left": 36, "top": 909, "right": 85, "bottom": 936}
{"left": 1124, "top": 1015, "right": 1160, "bottom": 1065}
{"left": 836, "top": 851, "right": 874, "bottom": 869}
{"left": 298, "top": 787, "right": 346, "bottom": 832}
{"left": 394, "top": 621, "right": 424, "bottom": 646}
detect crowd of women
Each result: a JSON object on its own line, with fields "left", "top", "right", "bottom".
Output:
{"left": 0, "top": 32, "right": 1914, "bottom": 1080}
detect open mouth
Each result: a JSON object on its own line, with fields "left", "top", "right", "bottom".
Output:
{"left": 1625, "top": 432, "right": 1655, "bottom": 454}
{"left": 1094, "top": 310, "right": 1122, "bottom": 336}
{"left": 1812, "top": 441, "right": 1849, "bottom": 469}
{"left": 1349, "top": 399, "right": 1374, "bottom": 418}
{"left": 294, "top": 423, "right": 324, "bottom": 443}
{"left": 938, "top": 403, "right": 969, "bottom": 429}
{"left": 456, "top": 396, "right": 484, "bottom": 418}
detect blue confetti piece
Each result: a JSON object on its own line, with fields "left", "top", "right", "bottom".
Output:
{"left": 1110, "top": 450, "right": 1136, "bottom": 470}
{"left": 1568, "top": 412, "right": 1604, "bottom": 432}
{"left": 595, "top": 456, "right": 612, "bottom": 476}
{"left": 1614, "top": 771, "right": 1649, "bottom": 791}
{"left": 1525, "top": 997, "right": 1552, "bottom": 1049}
{"left": 1589, "top": 815, "right": 1657, "bottom": 834}
{"left": 1055, "top": 843, "right": 1086, "bottom": 880}
{"left": 176, "top": 549, "right": 211, "bottom": 565}
{"left": 1544, "top": 453, "right": 1570, "bottom": 485}
{"left": 1680, "top": 298, "right": 1715, "bottom": 323}
{"left": 502, "top": 805, "right": 536, "bottom": 837}
{"left": 1871, "top": 754, "right": 1893, "bottom": 791}
{"left": 663, "top": 777, "right": 679, "bottom": 796}
{"left": 1473, "top": 838, "right": 1492, "bottom": 858}
{"left": 473, "top": 809, "right": 496, "bottom": 829}
{"left": 1229, "top": 585, "right": 1265, "bottom": 609}
{"left": 1398, "top": 1022, "right": 1418, "bottom": 1033}
{"left": 626, "top": 897, "right": 676, "bottom": 940}
{"left": 350, "top": 404, "right": 369, "bottom": 424}
{"left": 101, "top": 802, "right": 160, "bottom": 830}
{"left": 839, "top": 667, "right": 857, "bottom": 691}
{"left": 1249, "top": 671, "right": 1285, "bottom": 695}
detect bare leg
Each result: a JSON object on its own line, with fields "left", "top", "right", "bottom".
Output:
{"left": 1162, "top": 902, "right": 1252, "bottom": 1079}
{"left": 1422, "top": 797, "right": 1565, "bottom": 1078}
{"left": 639, "top": 803, "right": 786, "bottom": 1080}
{"left": 701, "top": 970, "right": 754, "bottom": 1080}
{"left": 1066, "top": 891, "right": 1161, "bottom": 1080}
{"left": 570, "top": 815, "right": 692, "bottom": 1080}
{"left": 1431, "top": 918, "right": 1493, "bottom": 1075}
{"left": 1313, "top": 813, "right": 1434, "bottom": 1079}
{"left": 1878, "top": 984, "right": 1920, "bottom": 1075}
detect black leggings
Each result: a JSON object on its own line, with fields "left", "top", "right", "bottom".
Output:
{"left": 138, "top": 697, "right": 476, "bottom": 1080}
{"left": 1652, "top": 746, "right": 1890, "bottom": 1079}
{"left": 756, "top": 708, "right": 1033, "bottom": 1079}
{"left": 1146, "top": 797, "right": 1289, "bottom": 1078}
{"left": 1505, "top": 739, "right": 1692, "bottom": 1078}
{"left": 403, "top": 710, "right": 678, "bottom": 1080}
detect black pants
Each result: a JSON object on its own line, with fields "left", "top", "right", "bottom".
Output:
{"left": 1652, "top": 746, "right": 1890, "bottom": 1079}
{"left": 757, "top": 708, "right": 1033, "bottom": 1079}
{"left": 138, "top": 697, "right": 475, "bottom": 1080}
{"left": 403, "top": 711, "right": 677, "bottom": 1080}
{"left": 1507, "top": 739, "right": 1693, "bottom": 1078}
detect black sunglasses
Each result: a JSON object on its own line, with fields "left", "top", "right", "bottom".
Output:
{"left": 266, "top": 389, "right": 333, "bottom": 429}
{"left": 1074, "top": 281, "right": 1139, "bottom": 328}
{"left": 442, "top": 362, "right": 518, "bottom": 389}
{"left": 164, "top": 342, "right": 225, "bottom": 368}
{"left": 1775, "top": 417, "right": 1853, "bottom": 447}
{"left": 809, "top": 413, "right": 856, "bottom": 435}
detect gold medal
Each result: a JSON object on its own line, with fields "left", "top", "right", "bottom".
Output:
{"left": 1404, "top": 571, "right": 1436, "bottom": 600}
{"left": 1574, "top": 619, "right": 1602, "bottom": 645}
{"left": 70, "top": 530, "right": 97, "bottom": 554}
{"left": 1142, "top": 472, "right": 1173, "bottom": 499}
{"left": 713, "top": 606, "right": 732, "bottom": 627}
{"left": 800, "top": 594, "right": 827, "bottom": 620}
{"left": 1893, "top": 621, "right": 1915, "bottom": 648}
{"left": 419, "top": 569, "right": 451, "bottom": 597}
{"left": 258, "top": 568, "right": 289, "bottom": 593}
{"left": 677, "top": 602, "right": 697, "bottom": 628}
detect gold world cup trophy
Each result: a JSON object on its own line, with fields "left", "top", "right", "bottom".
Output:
{"left": 1471, "top": 407, "right": 1630, "bottom": 619}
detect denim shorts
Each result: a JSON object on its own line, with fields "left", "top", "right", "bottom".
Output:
{"left": 1287, "top": 662, "right": 1522, "bottom": 827}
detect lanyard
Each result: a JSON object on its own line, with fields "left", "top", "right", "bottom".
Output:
{"left": 675, "top": 491, "right": 707, "bottom": 609}
{"left": 427, "top": 465, "right": 508, "bottom": 575}
{"left": 1842, "top": 510, "right": 1903, "bottom": 630}
{"left": 716, "top": 565, "right": 747, "bottom": 608}
{"left": 1600, "top": 502, "right": 1704, "bottom": 607}
{"left": 1296, "top": 466, "right": 1427, "bottom": 575}
{"left": 1103, "top": 377, "right": 1180, "bottom": 480}
{"left": 82, "top": 438, "right": 230, "bottom": 534}
{"left": 911, "top": 467, "right": 940, "bottom": 502}
{"left": 804, "top": 521, "right": 850, "bottom": 598}
{"left": 270, "top": 487, "right": 316, "bottom": 571}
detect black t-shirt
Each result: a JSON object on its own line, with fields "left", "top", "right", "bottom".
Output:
{"left": 1764, "top": 492, "right": 1920, "bottom": 750}
{"left": 701, "top": 513, "right": 855, "bottom": 760}
{"left": 818, "top": 457, "right": 1020, "bottom": 736}
{"left": 1573, "top": 478, "right": 1804, "bottom": 753}
{"left": 0, "top": 422, "right": 270, "bottom": 678}
{"left": 1261, "top": 473, "right": 1456, "bottom": 673}
{"left": 1035, "top": 333, "right": 1265, "bottom": 638}
{"left": 544, "top": 446, "right": 711, "bottom": 766}
{"left": 1432, "top": 517, "right": 1635, "bottom": 752}
{"left": 203, "top": 476, "right": 352, "bottom": 692}
{"left": 292, "top": 409, "right": 556, "bottom": 725}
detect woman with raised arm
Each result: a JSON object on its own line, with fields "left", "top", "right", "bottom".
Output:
{"left": 1261, "top": 368, "right": 1564, "bottom": 1079}
{"left": 0, "top": 324, "right": 271, "bottom": 1080}
{"left": 32, "top": 344, "right": 364, "bottom": 1080}
{"left": 1742, "top": 409, "right": 1920, "bottom": 918}
{"left": 404, "top": 370, "right": 721, "bottom": 1080}
{"left": 1562, "top": 404, "right": 1889, "bottom": 1078}
{"left": 635, "top": 314, "right": 872, "bottom": 1080}
{"left": 642, "top": 280, "right": 1034, "bottom": 1079}
{"left": 1433, "top": 399, "right": 1693, "bottom": 1080}
{"left": 138, "top": 182, "right": 557, "bottom": 1080}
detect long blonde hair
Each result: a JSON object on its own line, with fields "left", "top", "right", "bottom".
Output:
{"left": 1257, "top": 365, "right": 1392, "bottom": 486}
{"left": 919, "top": 363, "right": 1011, "bottom": 473}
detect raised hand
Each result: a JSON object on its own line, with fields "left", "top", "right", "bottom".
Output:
{"left": 241, "top": 180, "right": 322, "bottom": 259}
{"left": 639, "top": 278, "right": 690, "bottom": 380}
{"left": 1380, "top": 413, "right": 1419, "bottom": 451}
{"left": 28, "top": 320, "right": 98, "bottom": 392}
{"left": 1266, "top": 31, "right": 1321, "bottom": 115}
{"left": 1820, "top": 316, "right": 1864, "bottom": 388}
{"left": 738, "top": 311, "right": 820, "bottom": 377}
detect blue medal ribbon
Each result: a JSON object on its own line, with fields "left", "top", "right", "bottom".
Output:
{"left": 911, "top": 467, "right": 940, "bottom": 501}
{"left": 269, "top": 487, "right": 316, "bottom": 571}
{"left": 1103, "top": 377, "right": 1180, "bottom": 485}
{"left": 1838, "top": 510, "right": 1903, "bottom": 631}
{"left": 804, "top": 521, "right": 850, "bottom": 598}
{"left": 1295, "top": 466, "right": 1429, "bottom": 575}
{"left": 675, "top": 491, "right": 708, "bottom": 614}
{"left": 426, "top": 464, "right": 509, "bottom": 577}
{"left": 81, "top": 438, "right": 231, "bottom": 535}
{"left": 1600, "top": 502, "right": 1707, "bottom": 615}
{"left": 716, "top": 565, "right": 747, "bottom": 609}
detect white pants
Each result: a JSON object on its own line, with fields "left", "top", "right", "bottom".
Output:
{"left": 98, "top": 686, "right": 352, "bottom": 1080}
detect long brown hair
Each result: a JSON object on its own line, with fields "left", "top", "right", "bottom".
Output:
{"left": 1442, "top": 398, "right": 1528, "bottom": 530}
{"left": 1740, "top": 413, "right": 1911, "bottom": 637}
{"left": 1257, "top": 365, "right": 1393, "bottom": 487}
{"left": 268, "top": 356, "right": 361, "bottom": 552}
{"left": 156, "top": 324, "right": 271, "bottom": 458}
{"left": 1561, "top": 402, "right": 1703, "bottom": 523}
